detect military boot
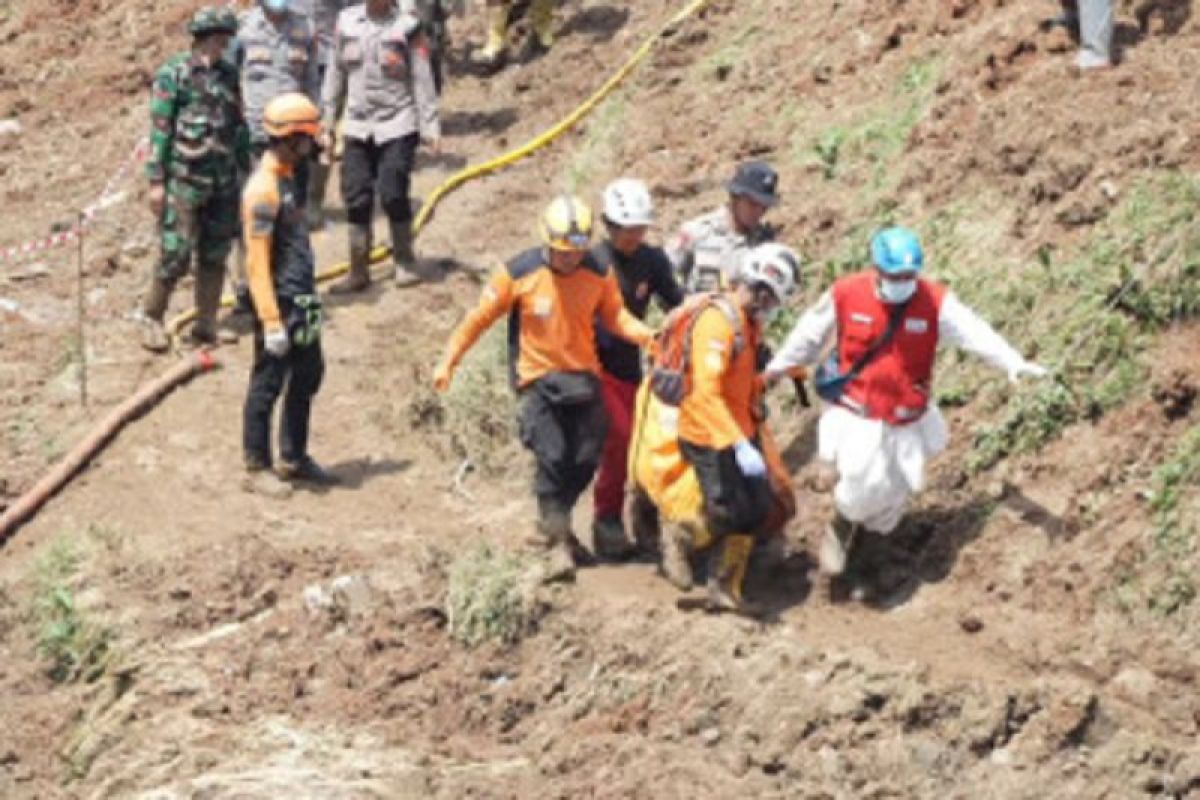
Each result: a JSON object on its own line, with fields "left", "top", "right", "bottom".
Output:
{"left": 820, "top": 511, "right": 860, "bottom": 576}
{"left": 190, "top": 265, "right": 236, "bottom": 346}
{"left": 532, "top": 497, "right": 577, "bottom": 583}
{"left": 391, "top": 219, "right": 423, "bottom": 287}
{"left": 706, "top": 534, "right": 761, "bottom": 616}
{"left": 479, "top": 2, "right": 508, "bottom": 65}
{"left": 329, "top": 224, "right": 372, "bottom": 294}
{"left": 140, "top": 276, "right": 172, "bottom": 353}
{"left": 592, "top": 516, "right": 633, "bottom": 562}
{"left": 658, "top": 521, "right": 695, "bottom": 591}
{"left": 306, "top": 161, "right": 330, "bottom": 231}
{"left": 530, "top": 0, "right": 555, "bottom": 50}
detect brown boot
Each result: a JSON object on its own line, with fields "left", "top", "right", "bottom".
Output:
{"left": 532, "top": 498, "right": 576, "bottom": 583}
{"left": 706, "top": 535, "right": 761, "bottom": 617}
{"left": 658, "top": 521, "right": 694, "bottom": 591}
{"left": 140, "top": 275, "right": 172, "bottom": 353}
{"left": 189, "top": 264, "right": 230, "bottom": 346}
{"left": 329, "top": 224, "right": 372, "bottom": 294}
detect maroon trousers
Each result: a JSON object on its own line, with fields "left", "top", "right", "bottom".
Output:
{"left": 593, "top": 371, "right": 638, "bottom": 520}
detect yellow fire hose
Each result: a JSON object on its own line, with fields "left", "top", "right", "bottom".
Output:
{"left": 168, "top": 0, "right": 716, "bottom": 338}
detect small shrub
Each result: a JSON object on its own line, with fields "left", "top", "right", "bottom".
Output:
{"left": 446, "top": 543, "right": 533, "bottom": 648}
{"left": 30, "top": 537, "right": 113, "bottom": 683}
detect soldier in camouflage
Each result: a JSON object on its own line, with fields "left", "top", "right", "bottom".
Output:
{"left": 665, "top": 161, "right": 780, "bottom": 294}
{"left": 142, "top": 7, "right": 251, "bottom": 352}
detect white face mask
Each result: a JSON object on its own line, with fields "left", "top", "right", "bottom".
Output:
{"left": 878, "top": 278, "right": 917, "bottom": 304}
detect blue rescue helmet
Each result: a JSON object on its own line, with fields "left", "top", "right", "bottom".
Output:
{"left": 870, "top": 227, "right": 924, "bottom": 275}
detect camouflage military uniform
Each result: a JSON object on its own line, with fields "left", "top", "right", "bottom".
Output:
{"left": 146, "top": 51, "right": 251, "bottom": 284}
{"left": 664, "top": 207, "right": 774, "bottom": 294}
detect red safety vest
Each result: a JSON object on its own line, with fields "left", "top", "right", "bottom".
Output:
{"left": 831, "top": 271, "right": 946, "bottom": 425}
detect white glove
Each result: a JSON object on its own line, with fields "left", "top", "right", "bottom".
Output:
{"left": 264, "top": 327, "right": 290, "bottom": 358}
{"left": 1008, "top": 361, "right": 1048, "bottom": 383}
{"left": 733, "top": 439, "right": 767, "bottom": 479}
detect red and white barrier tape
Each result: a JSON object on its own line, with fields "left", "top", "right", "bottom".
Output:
{"left": 0, "top": 137, "right": 149, "bottom": 264}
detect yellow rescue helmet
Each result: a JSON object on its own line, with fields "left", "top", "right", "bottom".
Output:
{"left": 540, "top": 194, "right": 594, "bottom": 251}
{"left": 263, "top": 93, "right": 321, "bottom": 139}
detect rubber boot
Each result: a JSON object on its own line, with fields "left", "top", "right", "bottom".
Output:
{"left": 306, "top": 160, "right": 330, "bottom": 231}
{"left": 534, "top": 496, "right": 576, "bottom": 583}
{"left": 329, "top": 223, "right": 372, "bottom": 294}
{"left": 627, "top": 486, "right": 661, "bottom": 557}
{"left": 706, "top": 534, "right": 761, "bottom": 616}
{"left": 658, "top": 521, "right": 694, "bottom": 591}
{"left": 820, "top": 511, "right": 860, "bottom": 576}
{"left": 592, "top": 516, "right": 633, "bottom": 561}
{"left": 479, "top": 2, "right": 508, "bottom": 65}
{"left": 140, "top": 276, "right": 172, "bottom": 353}
{"left": 391, "top": 219, "right": 423, "bottom": 287}
{"left": 190, "top": 265, "right": 234, "bottom": 346}
{"left": 530, "top": 0, "right": 555, "bottom": 50}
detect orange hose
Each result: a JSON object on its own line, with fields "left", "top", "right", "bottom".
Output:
{"left": 0, "top": 351, "right": 221, "bottom": 544}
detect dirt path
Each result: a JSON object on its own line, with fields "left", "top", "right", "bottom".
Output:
{"left": 2, "top": 0, "right": 1200, "bottom": 796}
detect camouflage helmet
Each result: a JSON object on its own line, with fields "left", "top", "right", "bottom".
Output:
{"left": 188, "top": 6, "right": 238, "bottom": 37}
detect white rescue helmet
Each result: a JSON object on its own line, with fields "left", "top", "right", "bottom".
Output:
{"left": 740, "top": 242, "right": 800, "bottom": 301}
{"left": 601, "top": 178, "right": 655, "bottom": 227}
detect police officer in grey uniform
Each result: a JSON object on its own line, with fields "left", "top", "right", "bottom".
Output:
{"left": 321, "top": 0, "right": 441, "bottom": 292}
{"left": 296, "top": 0, "right": 354, "bottom": 228}
{"left": 665, "top": 161, "right": 779, "bottom": 294}
{"left": 230, "top": 0, "right": 319, "bottom": 313}
{"left": 236, "top": 0, "right": 320, "bottom": 188}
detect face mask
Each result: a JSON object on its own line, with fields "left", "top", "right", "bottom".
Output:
{"left": 878, "top": 278, "right": 917, "bottom": 304}
{"left": 263, "top": 0, "right": 289, "bottom": 13}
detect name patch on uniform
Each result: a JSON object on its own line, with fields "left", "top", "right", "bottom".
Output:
{"left": 245, "top": 47, "right": 273, "bottom": 64}
{"left": 707, "top": 339, "right": 727, "bottom": 353}
{"left": 850, "top": 312, "right": 874, "bottom": 325}
{"left": 533, "top": 296, "right": 552, "bottom": 318}
{"left": 904, "top": 318, "right": 929, "bottom": 334}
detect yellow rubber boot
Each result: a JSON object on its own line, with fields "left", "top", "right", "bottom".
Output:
{"left": 480, "top": 2, "right": 509, "bottom": 64}
{"left": 706, "top": 535, "right": 759, "bottom": 616}
{"left": 530, "top": 0, "right": 555, "bottom": 50}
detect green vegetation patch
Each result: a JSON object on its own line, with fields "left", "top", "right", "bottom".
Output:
{"left": 446, "top": 542, "right": 535, "bottom": 648}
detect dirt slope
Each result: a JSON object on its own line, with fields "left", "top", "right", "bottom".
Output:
{"left": 2, "top": 0, "right": 1200, "bottom": 797}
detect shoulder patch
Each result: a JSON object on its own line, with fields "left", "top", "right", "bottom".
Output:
{"left": 250, "top": 200, "right": 278, "bottom": 236}
{"left": 506, "top": 248, "right": 546, "bottom": 280}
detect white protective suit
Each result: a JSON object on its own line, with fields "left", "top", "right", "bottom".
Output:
{"left": 767, "top": 287, "right": 1040, "bottom": 534}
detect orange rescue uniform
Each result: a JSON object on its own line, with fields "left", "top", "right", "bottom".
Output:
{"left": 441, "top": 247, "right": 653, "bottom": 386}
{"left": 677, "top": 302, "right": 763, "bottom": 450}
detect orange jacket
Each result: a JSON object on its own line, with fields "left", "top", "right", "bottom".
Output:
{"left": 241, "top": 150, "right": 318, "bottom": 332}
{"left": 442, "top": 248, "right": 653, "bottom": 388}
{"left": 677, "top": 298, "right": 763, "bottom": 450}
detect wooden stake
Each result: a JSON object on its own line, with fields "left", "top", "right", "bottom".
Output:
{"left": 76, "top": 211, "right": 88, "bottom": 408}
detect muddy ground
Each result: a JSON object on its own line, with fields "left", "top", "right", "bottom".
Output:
{"left": 1, "top": 0, "right": 1199, "bottom": 797}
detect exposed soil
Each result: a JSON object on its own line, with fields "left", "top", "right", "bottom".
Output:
{"left": 1, "top": 0, "right": 1199, "bottom": 797}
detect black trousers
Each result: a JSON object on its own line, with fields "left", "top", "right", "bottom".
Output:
{"left": 518, "top": 375, "right": 609, "bottom": 512}
{"left": 340, "top": 133, "right": 419, "bottom": 227}
{"left": 243, "top": 320, "right": 325, "bottom": 467}
{"left": 679, "top": 438, "right": 773, "bottom": 538}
